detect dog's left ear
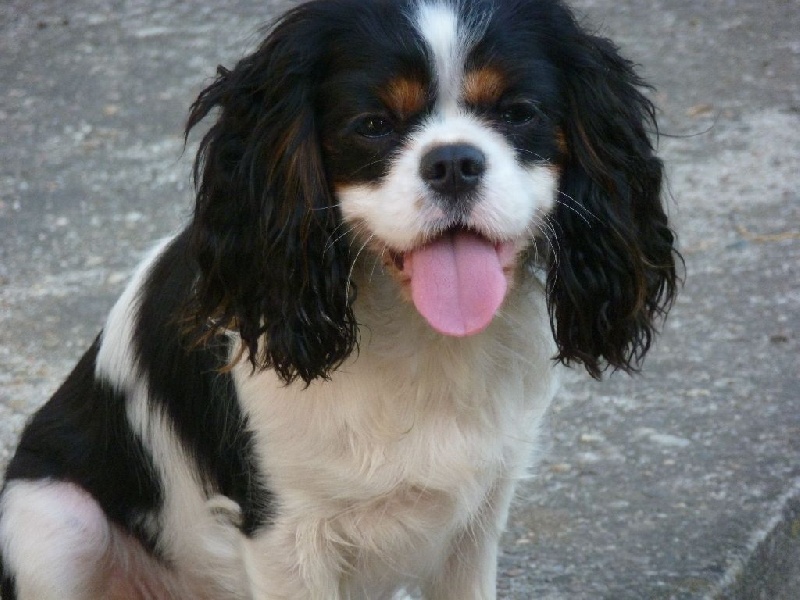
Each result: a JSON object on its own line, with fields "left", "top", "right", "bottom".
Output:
{"left": 548, "top": 32, "right": 680, "bottom": 379}
{"left": 184, "top": 7, "right": 356, "bottom": 384}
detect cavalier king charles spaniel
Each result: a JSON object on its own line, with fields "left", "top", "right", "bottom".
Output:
{"left": 0, "top": 0, "right": 678, "bottom": 597}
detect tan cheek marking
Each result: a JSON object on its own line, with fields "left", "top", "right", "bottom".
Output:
{"left": 462, "top": 66, "right": 507, "bottom": 107}
{"left": 555, "top": 127, "right": 569, "bottom": 157}
{"left": 380, "top": 77, "right": 427, "bottom": 118}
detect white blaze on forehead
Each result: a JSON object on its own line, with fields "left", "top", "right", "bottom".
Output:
{"left": 413, "top": 1, "right": 490, "bottom": 112}
{"left": 338, "top": 1, "right": 557, "bottom": 273}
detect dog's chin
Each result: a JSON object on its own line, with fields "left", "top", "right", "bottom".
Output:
{"left": 375, "top": 226, "right": 524, "bottom": 337}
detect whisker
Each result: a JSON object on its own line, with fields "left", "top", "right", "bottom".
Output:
{"left": 554, "top": 199, "right": 592, "bottom": 227}
{"left": 538, "top": 215, "right": 562, "bottom": 296}
{"left": 512, "top": 147, "right": 554, "bottom": 165}
{"left": 531, "top": 214, "right": 561, "bottom": 293}
{"left": 555, "top": 189, "right": 598, "bottom": 225}
{"left": 532, "top": 214, "right": 557, "bottom": 241}
{"left": 325, "top": 220, "right": 358, "bottom": 253}
{"left": 508, "top": 146, "right": 597, "bottom": 227}
{"left": 310, "top": 201, "right": 344, "bottom": 212}
{"left": 368, "top": 245, "right": 388, "bottom": 283}
{"left": 346, "top": 233, "right": 375, "bottom": 301}
{"left": 531, "top": 214, "right": 559, "bottom": 257}
{"left": 348, "top": 155, "right": 388, "bottom": 177}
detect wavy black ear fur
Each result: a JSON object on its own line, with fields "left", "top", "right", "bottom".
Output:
{"left": 185, "top": 6, "right": 356, "bottom": 385}
{"left": 548, "top": 26, "right": 680, "bottom": 379}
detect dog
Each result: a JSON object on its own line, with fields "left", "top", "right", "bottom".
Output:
{"left": 0, "top": 0, "right": 678, "bottom": 597}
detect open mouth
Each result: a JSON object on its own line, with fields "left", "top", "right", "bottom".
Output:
{"left": 389, "top": 227, "right": 518, "bottom": 337}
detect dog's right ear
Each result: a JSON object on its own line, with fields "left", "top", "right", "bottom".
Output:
{"left": 546, "top": 24, "right": 680, "bottom": 380}
{"left": 184, "top": 6, "right": 357, "bottom": 385}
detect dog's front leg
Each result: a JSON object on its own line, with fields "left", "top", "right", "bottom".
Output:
{"left": 422, "top": 531, "right": 500, "bottom": 600}
{"left": 241, "top": 518, "right": 347, "bottom": 600}
{"left": 421, "top": 478, "right": 516, "bottom": 600}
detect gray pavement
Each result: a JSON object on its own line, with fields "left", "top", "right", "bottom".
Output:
{"left": 1, "top": 0, "right": 798, "bottom": 598}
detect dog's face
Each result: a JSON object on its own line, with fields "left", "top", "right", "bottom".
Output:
{"left": 186, "top": 0, "right": 679, "bottom": 383}
{"left": 323, "top": 2, "right": 561, "bottom": 336}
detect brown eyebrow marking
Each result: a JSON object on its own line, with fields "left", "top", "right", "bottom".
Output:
{"left": 379, "top": 76, "right": 428, "bottom": 118}
{"left": 462, "top": 66, "right": 507, "bottom": 106}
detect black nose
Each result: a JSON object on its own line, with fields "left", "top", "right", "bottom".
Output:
{"left": 420, "top": 144, "right": 486, "bottom": 197}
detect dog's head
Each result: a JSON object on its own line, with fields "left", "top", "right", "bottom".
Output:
{"left": 185, "top": 0, "right": 678, "bottom": 384}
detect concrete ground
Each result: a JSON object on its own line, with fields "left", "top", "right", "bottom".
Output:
{"left": 1, "top": 0, "right": 798, "bottom": 598}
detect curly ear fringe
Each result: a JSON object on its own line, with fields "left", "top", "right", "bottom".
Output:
{"left": 548, "top": 29, "right": 681, "bottom": 379}
{"left": 183, "top": 7, "right": 357, "bottom": 385}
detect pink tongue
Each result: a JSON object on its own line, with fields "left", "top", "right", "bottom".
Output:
{"left": 406, "top": 231, "right": 508, "bottom": 337}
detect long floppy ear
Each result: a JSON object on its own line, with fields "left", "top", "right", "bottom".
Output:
{"left": 184, "top": 9, "right": 356, "bottom": 384}
{"left": 548, "top": 32, "right": 680, "bottom": 379}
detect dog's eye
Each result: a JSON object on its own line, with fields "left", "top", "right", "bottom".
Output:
{"left": 354, "top": 115, "right": 395, "bottom": 138}
{"left": 499, "top": 102, "right": 541, "bottom": 126}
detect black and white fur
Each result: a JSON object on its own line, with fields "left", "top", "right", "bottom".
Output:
{"left": 0, "top": 0, "right": 678, "bottom": 598}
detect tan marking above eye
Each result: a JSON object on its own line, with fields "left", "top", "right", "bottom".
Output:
{"left": 462, "top": 66, "right": 507, "bottom": 107}
{"left": 379, "top": 77, "right": 427, "bottom": 118}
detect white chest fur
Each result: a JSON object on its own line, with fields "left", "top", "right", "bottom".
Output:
{"left": 233, "top": 274, "right": 559, "bottom": 596}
